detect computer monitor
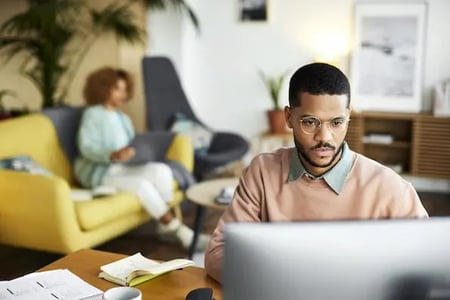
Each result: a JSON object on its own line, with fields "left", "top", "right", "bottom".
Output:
{"left": 223, "top": 219, "right": 450, "bottom": 300}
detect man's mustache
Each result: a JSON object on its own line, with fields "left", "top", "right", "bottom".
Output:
{"left": 311, "top": 142, "right": 335, "bottom": 150}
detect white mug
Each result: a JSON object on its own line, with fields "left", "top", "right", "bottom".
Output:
{"left": 103, "top": 287, "right": 142, "bottom": 300}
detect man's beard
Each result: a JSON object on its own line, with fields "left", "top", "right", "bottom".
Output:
{"left": 294, "top": 138, "right": 344, "bottom": 169}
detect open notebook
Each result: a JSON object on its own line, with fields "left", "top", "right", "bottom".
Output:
{"left": 0, "top": 269, "right": 103, "bottom": 300}
{"left": 99, "top": 252, "right": 194, "bottom": 286}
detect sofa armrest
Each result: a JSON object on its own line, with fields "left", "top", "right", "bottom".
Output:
{"left": 166, "top": 134, "right": 194, "bottom": 172}
{"left": 0, "top": 170, "right": 80, "bottom": 252}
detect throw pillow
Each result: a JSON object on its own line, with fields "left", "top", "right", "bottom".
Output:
{"left": 0, "top": 155, "right": 52, "bottom": 176}
{"left": 170, "top": 114, "right": 213, "bottom": 155}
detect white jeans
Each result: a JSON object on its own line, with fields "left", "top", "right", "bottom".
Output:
{"left": 102, "top": 162, "right": 173, "bottom": 219}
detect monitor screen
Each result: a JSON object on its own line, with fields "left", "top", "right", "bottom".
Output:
{"left": 223, "top": 219, "right": 450, "bottom": 300}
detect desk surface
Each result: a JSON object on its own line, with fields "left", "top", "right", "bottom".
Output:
{"left": 39, "top": 249, "right": 222, "bottom": 300}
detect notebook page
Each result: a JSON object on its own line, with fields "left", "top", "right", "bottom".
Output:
{"left": 2, "top": 269, "right": 103, "bottom": 300}
{"left": 100, "top": 253, "right": 160, "bottom": 279}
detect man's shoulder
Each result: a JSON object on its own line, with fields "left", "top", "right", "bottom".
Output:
{"left": 250, "top": 147, "right": 292, "bottom": 166}
{"left": 352, "top": 152, "right": 408, "bottom": 185}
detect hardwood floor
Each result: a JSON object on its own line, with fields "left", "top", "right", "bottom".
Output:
{"left": 0, "top": 192, "right": 449, "bottom": 281}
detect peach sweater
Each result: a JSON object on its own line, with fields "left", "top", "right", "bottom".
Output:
{"left": 204, "top": 147, "right": 428, "bottom": 282}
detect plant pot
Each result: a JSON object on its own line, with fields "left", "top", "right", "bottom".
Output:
{"left": 267, "top": 109, "right": 288, "bottom": 134}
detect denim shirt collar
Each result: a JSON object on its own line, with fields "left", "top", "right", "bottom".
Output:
{"left": 288, "top": 142, "right": 353, "bottom": 195}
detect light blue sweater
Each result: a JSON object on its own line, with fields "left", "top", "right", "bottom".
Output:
{"left": 74, "top": 105, "right": 134, "bottom": 188}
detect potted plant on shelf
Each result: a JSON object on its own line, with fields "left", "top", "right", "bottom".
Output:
{"left": 259, "top": 70, "right": 288, "bottom": 133}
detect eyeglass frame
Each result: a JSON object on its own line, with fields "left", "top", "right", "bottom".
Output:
{"left": 295, "top": 114, "right": 351, "bottom": 135}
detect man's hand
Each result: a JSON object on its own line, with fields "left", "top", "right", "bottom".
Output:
{"left": 110, "top": 146, "right": 136, "bottom": 162}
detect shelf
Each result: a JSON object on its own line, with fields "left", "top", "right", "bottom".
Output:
{"left": 348, "top": 112, "right": 450, "bottom": 180}
{"left": 363, "top": 141, "right": 410, "bottom": 148}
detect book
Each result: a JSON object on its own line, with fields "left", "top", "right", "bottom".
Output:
{"left": 71, "top": 186, "right": 118, "bottom": 201}
{"left": 362, "top": 134, "right": 394, "bottom": 144}
{"left": 0, "top": 269, "right": 103, "bottom": 300}
{"left": 98, "top": 252, "right": 194, "bottom": 286}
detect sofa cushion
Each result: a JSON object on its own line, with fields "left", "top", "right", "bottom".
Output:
{"left": 74, "top": 193, "right": 143, "bottom": 231}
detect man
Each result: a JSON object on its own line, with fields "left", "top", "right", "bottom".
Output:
{"left": 204, "top": 62, "right": 428, "bottom": 283}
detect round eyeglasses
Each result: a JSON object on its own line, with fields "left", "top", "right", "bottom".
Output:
{"left": 298, "top": 116, "right": 350, "bottom": 135}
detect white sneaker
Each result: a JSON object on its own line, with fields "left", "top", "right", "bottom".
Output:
{"left": 194, "top": 233, "right": 210, "bottom": 252}
{"left": 157, "top": 219, "right": 210, "bottom": 251}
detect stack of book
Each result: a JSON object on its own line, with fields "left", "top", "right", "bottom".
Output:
{"left": 362, "top": 134, "right": 394, "bottom": 144}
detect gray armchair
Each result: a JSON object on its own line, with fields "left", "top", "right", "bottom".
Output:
{"left": 142, "top": 56, "right": 249, "bottom": 180}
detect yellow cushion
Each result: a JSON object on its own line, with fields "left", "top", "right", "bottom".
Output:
{"left": 74, "top": 193, "right": 143, "bottom": 231}
{"left": 74, "top": 186, "right": 184, "bottom": 231}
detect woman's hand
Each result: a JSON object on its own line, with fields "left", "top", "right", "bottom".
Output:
{"left": 110, "top": 146, "right": 136, "bottom": 162}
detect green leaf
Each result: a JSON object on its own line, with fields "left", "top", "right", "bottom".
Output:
{"left": 90, "top": 3, "right": 145, "bottom": 44}
{"left": 0, "top": 0, "right": 200, "bottom": 108}
{"left": 143, "top": 0, "right": 200, "bottom": 31}
{"left": 258, "top": 70, "right": 286, "bottom": 110}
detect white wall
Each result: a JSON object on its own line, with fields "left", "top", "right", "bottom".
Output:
{"left": 423, "top": 0, "right": 450, "bottom": 110}
{"left": 147, "top": 0, "right": 450, "bottom": 139}
{"left": 146, "top": 8, "right": 183, "bottom": 69}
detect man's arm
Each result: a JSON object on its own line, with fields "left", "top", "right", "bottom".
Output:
{"left": 204, "top": 160, "right": 264, "bottom": 283}
{"left": 390, "top": 181, "right": 429, "bottom": 218}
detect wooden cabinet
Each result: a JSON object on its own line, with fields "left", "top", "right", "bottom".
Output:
{"left": 346, "top": 112, "right": 450, "bottom": 180}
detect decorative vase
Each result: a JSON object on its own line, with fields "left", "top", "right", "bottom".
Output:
{"left": 267, "top": 109, "right": 288, "bottom": 134}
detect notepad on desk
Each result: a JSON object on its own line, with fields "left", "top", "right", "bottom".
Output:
{"left": 99, "top": 252, "right": 194, "bottom": 286}
{"left": 0, "top": 269, "right": 103, "bottom": 300}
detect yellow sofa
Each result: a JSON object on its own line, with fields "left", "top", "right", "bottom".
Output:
{"left": 0, "top": 111, "right": 193, "bottom": 254}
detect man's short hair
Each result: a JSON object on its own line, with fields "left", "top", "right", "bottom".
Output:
{"left": 288, "top": 63, "right": 350, "bottom": 108}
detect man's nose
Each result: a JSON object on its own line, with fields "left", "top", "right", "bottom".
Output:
{"left": 314, "top": 123, "right": 333, "bottom": 142}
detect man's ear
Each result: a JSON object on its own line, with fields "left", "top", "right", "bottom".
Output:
{"left": 284, "top": 106, "right": 293, "bottom": 128}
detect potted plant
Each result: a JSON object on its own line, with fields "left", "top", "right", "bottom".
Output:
{"left": 0, "top": 0, "right": 199, "bottom": 109}
{"left": 259, "top": 70, "right": 288, "bottom": 133}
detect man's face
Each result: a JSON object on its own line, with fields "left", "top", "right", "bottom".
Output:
{"left": 285, "top": 92, "right": 349, "bottom": 176}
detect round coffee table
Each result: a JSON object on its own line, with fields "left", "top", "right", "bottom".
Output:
{"left": 186, "top": 177, "right": 239, "bottom": 258}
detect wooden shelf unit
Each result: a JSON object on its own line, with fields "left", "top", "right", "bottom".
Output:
{"left": 346, "top": 112, "right": 450, "bottom": 180}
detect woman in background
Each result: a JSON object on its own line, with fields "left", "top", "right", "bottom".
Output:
{"left": 74, "top": 67, "right": 207, "bottom": 250}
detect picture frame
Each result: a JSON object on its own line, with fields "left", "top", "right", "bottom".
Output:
{"left": 350, "top": 3, "right": 427, "bottom": 113}
{"left": 238, "top": 0, "right": 268, "bottom": 22}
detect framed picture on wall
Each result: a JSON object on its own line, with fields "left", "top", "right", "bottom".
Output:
{"left": 239, "top": 0, "right": 267, "bottom": 22}
{"left": 350, "top": 3, "right": 427, "bottom": 112}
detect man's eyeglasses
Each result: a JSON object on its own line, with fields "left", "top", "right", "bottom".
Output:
{"left": 297, "top": 115, "right": 350, "bottom": 135}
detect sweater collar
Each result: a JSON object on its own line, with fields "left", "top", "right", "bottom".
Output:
{"left": 288, "top": 142, "right": 353, "bottom": 195}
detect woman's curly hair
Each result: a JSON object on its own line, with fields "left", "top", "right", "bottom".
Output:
{"left": 83, "top": 67, "right": 134, "bottom": 105}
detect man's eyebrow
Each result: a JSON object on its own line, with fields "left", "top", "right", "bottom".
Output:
{"left": 297, "top": 114, "right": 347, "bottom": 119}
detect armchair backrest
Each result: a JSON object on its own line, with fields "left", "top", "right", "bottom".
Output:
{"left": 142, "top": 56, "right": 199, "bottom": 130}
{"left": 0, "top": 113, "right": 72, "bottom": 182}
{"left": 42, "top": 106, "right": 84, "bottom": 165}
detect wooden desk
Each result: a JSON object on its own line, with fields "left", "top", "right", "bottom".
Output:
{"left": 39, "top": 249, "right": 222, "bottom": 300}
